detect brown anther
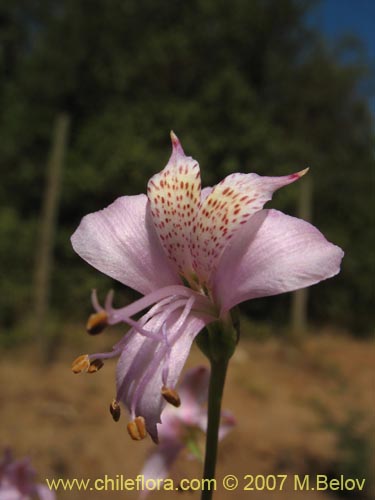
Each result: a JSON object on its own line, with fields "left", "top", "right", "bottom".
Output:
{"left": 87, "top": 358, "right": 104, "bottom": 373}
{"left": 127, "top": 416, "right": 147, "bottom": 441}
{"left": 109, "top": 399, "right": 121, "bottom": 422}
{"left": 161, "top": 386, "right": 181, "bottom": 407}
{"left": 86, "top": 311, "right": 108, "bottom": 335}
{"left": 71, "top": 354, "right": 90, "bottom": 374}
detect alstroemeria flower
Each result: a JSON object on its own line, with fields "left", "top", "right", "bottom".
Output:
{"left": 71, "top": 132, "right": 343, "bottom": 442}
{"left": 140, "top": 366, "right": 235, "bottom": 498}
{"left": 0, "top": 449, "right": 55, "bottom": 500}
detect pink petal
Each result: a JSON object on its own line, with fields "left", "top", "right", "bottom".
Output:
{"left": 147, "top": 132, "right": 201, "bottom": 278}
{"left": 139, "top": 442, "right": 183, "bottom": 499}
{"left": 71, "top": 194, "right": 179, "bottom": 295}
{"left": 213, "top": 209, "right": 344, "bottom": 313}
{"left": 35, "top": 484, "right": 56, "bottom": 500}
{"left": 177, "top": 366, "right": 210, "bottom": 424}
{"left": 218, "top": 410, "right": 237, "bottom": 440}
{"left": 192, "top": 169, "right": 308, "bottom": 283}
{"left": 116, "top": 312, "right": 207, "bottom": 442}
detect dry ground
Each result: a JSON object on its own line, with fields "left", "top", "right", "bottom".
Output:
{"left": 0, "top": 329, "right": 374, "bottom": 499}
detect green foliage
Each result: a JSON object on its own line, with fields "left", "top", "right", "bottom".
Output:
{"left": 0, "top": 0, "right": 373, "bottom": 343}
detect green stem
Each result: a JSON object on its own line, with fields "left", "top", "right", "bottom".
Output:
{"left": 201, "top": 358, "right": 229, "bottom": 500}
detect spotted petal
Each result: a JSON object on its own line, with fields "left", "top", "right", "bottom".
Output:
{"left": 147, "top": 132, "right": 201, "bottom": 278}
{"left": 192, "top": 169, "right": 308, "bottom": 283}
{"left": 213, "top": 209, "right": 344, "bottom": 312}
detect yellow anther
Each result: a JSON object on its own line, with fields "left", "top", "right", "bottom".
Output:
{"left": 86, "top": 311, "right": 108, "bottom": 335}
{"left": 71, "top": 354, "right": 90, "bottom": 374}
{"left": 109, "top": 399, "right": 121, "bottom": 422}
{"left": 127, "top": 416, "right": 147, "bottom": 441}
{"left": 87, "top": 358, "right": 104, "bottom": 373}
{"left": 161, "top": 386, "right": 181, "bottom": 407}
{"left": 72, "top": 355, "right": 104, "bottom": 374}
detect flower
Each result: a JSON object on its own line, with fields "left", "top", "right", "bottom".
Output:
{"left": 139, "top": 366, "right": 235, "bottom": 498}
{"left": 0, "top": 449, "right": 55, "bottom": 500}
{"left": 71, "top": 132, "right": 343, "bottom": 442}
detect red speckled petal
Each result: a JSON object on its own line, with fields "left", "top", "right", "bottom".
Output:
{"left": 147, "top": 133, "right": 201, "bottom": 277}
{"left": 191, "top": 169, "right": 308, "bottom": 282}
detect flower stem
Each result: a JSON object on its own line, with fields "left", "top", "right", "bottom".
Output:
{"left": 201, "top": 357, "right": 229, "bottom": 500}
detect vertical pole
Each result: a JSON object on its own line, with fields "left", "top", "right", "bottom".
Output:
{"left": 291, "top": 174, "right": 313, "bottom": 337}
{"left": 33, "top": 113, "right": 70, "bottom": 357}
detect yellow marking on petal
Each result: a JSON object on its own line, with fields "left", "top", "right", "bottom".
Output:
{"left": 86, "top": 310, "right": 108, "bottom": 335}
{"left": 147, "top": 133, "right": 201, "bottom": 276}
{"left": 127, "top": 416, "right": 147, "bottom": 441}
{"left": 161, "top": 386, "right": 181, "bottom": 407}
{"left": 191, "top": 170, "right": 308, "bottom": 282}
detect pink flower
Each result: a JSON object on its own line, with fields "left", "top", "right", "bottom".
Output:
{"left": 140, "top": 366, "right": 235, "bottom": 498}
{"left": 0, "top": 449, "right": 55, "bottom": 500}
{"left": 71, "top": 132, "right": 343, "bottom": 442}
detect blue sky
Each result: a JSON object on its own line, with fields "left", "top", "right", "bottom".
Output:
{"left": 308, "top": 0, "right": 374, "bottom": 114}
{"left": 311, "top": 0, "right": 375, "bottom": 56}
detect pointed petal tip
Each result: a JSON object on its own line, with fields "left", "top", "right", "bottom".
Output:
{"left": 169, "top": 130, "right": 184, "bottom": 156}
{"left": 293, "top": 167, "right": 310, "bottom": 180}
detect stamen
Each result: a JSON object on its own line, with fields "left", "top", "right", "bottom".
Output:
{"left": 86, "top": 310, "right": 108, "bottom": 335}
{"left": 109, "top": 399, "right": 121, "bottom": 422}
{"left": 161, "top": 386, "right": 181, "bottom": 407}
{"left": 108, "top": 285, "right": 198, "bottom": 324}
{"left": 87, "top": 359, "right": 104, "bottom": 373}
{"left": 72, "top": 354, "right": 90, "bottom": 373}
{"left": 91, "top": 289, "right": 102, "bottom": 312}
{"left": 127, "top": 416, "right": 147, "bottom": 441}
{"left": 129, "top": 298, "right": 194, "bottom": 415}
{"left": 72, "top": 354, "right": 104, "bottom": 374}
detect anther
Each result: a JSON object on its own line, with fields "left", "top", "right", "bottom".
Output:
{"left": 87, "top": 358, "right": 104, "bottom": 373}
{"left": 86, "top": 311, "right": 108, "bottom": 335}
{"left": 72, "top": 354, "right": 90, "bottom": 374}
{"left": 127, "top": 416, "right": 147, "bottom": 441}
{"left": 71, "top": 355, "right": 104, "bottom": 374}
{"left": 161, "top": 386, "right": 181, "bottom": 407}
{"left": 109, "top": 399, "right": 121, "bottom": 422}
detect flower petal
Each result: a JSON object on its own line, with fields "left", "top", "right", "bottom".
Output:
{"left": 147, "top": 133, "right": 201, "bottom": 278}
{"left": 139, "top": 442, "right": 183, "bottom": 499}
{"left": 35, "top": 484, "right": 56, "bottom": 500}
{"left": 116, "top": 312, "right": 207, "bottom": 442}
{"left": 213, "top": 209, "right": 344, "bottom": 312}
{"left": 71, "top": 194, "right": 179, "bottom": 295}
{"left": 177, "top": 366, "right": 210, "bottom": 425}
{"left": 192, "top": 170, "right": 308, "bottom": 282}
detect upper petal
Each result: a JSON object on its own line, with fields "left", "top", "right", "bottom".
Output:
{"left": 147, "top": 133, "right": 201, "bottom": 278}
{"left": 71, "top": 194, "right": 179, "bottom": 295}
{"left": 213, "top": 209, "right": 344, "bottom": 312}
{"left": 191, "top": 169, "right": 308, "bottom": 283}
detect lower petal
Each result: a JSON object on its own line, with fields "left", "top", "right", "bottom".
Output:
{"left": 116, "top": 313, "right": 207, "bottom": 442}
{"left": 213, "top": 209, "right": 344, "bottom": 312}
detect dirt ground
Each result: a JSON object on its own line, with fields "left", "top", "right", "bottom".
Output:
{"left": 0, "top": 329, "right": 374, "bottom": 499}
